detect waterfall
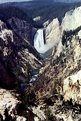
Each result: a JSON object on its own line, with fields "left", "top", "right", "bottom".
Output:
{"left": 34, "top": 29, "right": 55, "bottom": 54}
{"left": 34, "top": 29, "right": 45, "bottom": 53}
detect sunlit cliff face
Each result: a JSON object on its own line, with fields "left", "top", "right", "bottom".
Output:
{"left": 62, "top": 7, "right": 81, "bottom": 32}
{"left": 63, "top": 70, "right": 81, "bottom": 104}
{"left": 34, "top": 6, "right": 81, "bottom": 59}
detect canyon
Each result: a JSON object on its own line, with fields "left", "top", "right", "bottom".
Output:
{"left": 0, "top": 1, "right": 81, "bottom": 121}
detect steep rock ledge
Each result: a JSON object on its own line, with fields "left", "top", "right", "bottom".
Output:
{"left": 0, "top": 19, "right": 42, "bottom": 88}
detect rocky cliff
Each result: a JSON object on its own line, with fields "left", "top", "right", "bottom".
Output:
{"left": 0, "top": 19, "right": 42, "bottom": 89}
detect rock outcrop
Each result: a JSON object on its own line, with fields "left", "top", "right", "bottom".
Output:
{"left": 0, "top": 19, "right": 42, "bottom": 88}
{"left": 44, "top": 6, "right": 81, "bottom": 57}
{"left": 0, "top": 89, "right": 19, "bottom": 119}
{"left": 0, "top": 89, "right": 29, "bottom": 121}
{"left": 8, "top": 17, "right": 34, "bottom": 45}
{"left": 45, "top": 18, "right": 61, "bottom": 46}
{"left": 62, "top": 7, "right": 81, "bottom": 32}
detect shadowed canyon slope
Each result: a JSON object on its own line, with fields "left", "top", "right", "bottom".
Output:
{"left": 0, "top": 8, "right": 43, "bottom": 88}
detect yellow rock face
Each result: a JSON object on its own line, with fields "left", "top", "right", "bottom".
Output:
{"left": 63, "top": 70, "right": 81, "bottom": 104}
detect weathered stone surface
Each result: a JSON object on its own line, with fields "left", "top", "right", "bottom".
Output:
{"left": 0, "top": 89, "right": 19, "bottom": 119}
{"left": 63, "top": 70, "right": 81, "bottom": 104}
{"left": 8, "top": 17, "right": 34, "bottom": 45}
{"left": 0, "top": 19, "right": 42, "bottom": 88}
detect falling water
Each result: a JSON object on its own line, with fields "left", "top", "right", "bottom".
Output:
{"left": 34, "top": 29, "right": 55, "bottom": 54}
{"left": 34, "top": 29, "right": 45, "bottom": 53}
